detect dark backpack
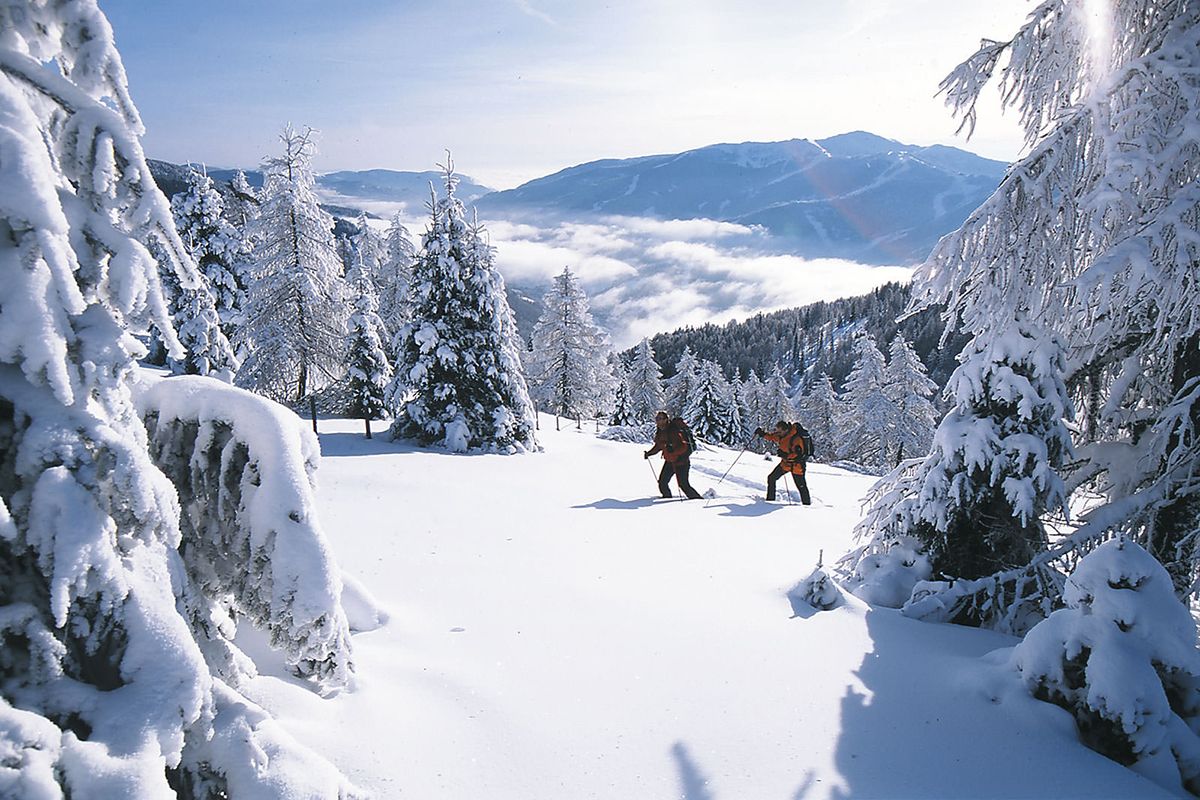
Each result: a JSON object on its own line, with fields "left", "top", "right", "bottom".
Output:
{"left": 672, "top": 417, "right": 697, "bottom": 456}
{"left": 799, "top": 426, "right": 814, "bottom": 461}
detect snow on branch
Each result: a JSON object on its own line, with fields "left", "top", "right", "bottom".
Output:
{"left": 139, "top": 375, "right": 353, "bottom": 691}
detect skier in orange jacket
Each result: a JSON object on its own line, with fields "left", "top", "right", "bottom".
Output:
{"left": 755, "top": 420, "right": 812, "bottom": 505}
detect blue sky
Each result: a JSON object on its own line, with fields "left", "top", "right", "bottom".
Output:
{"left": 103, "top": 1, "right": 1030, "bottom": 188}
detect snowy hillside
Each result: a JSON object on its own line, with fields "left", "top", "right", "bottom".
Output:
{"left": 237, "top": 416, "right": 1171, "bottom": 798}
{"left": 477, "top": 132, "right": 1008, "bottom": 265}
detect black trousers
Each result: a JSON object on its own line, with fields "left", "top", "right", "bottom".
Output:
{"left": 659, "top": 460, "right": 702, "bottom": 499}
{"left": 767, "top": 464, "right": 811, "bottom": 504}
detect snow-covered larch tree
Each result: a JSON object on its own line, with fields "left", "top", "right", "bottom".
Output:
{"left": 0, "top": 4, "right": 358, "bottom": 795}
{"left": 377, "top": 211, "right": 417, "bottom": 337}
{"left": 236, "top": 126, "right": 347, "bottom": 423}
{"left": 912, "top": 0, "right": 1200, "bottom": 593}
{"left": 527, "top": 266, "right": 612, "bottom": 428}
{"left": 885, "top": 334, "right": 938, "bottom": 464}
{"left": 388, "top": 163, "right": 537, "bottom": 452}
{"left": 836, "top": 334, "right": 893, "bottom": 473}
{"left": 626, "top": 337, "right": 667, "bottom": 422}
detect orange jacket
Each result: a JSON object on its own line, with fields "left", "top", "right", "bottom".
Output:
{"left": 647, "top": 424, "right": 690, "bottom": 463}
{"left": 763, "top": 424, "right": 807, "bottom": 475}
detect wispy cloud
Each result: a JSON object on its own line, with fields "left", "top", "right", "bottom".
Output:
{"left": 512, "top": 0, "right": 558, "bottom": 27}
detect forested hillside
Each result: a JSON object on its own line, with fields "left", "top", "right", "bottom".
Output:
{"left": 643, "top": 281, "right": 968, "bottom": 396}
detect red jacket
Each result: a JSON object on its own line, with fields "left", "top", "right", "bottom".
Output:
{"left": 763, "top": 424, "right": 807, "bottom": 475}
{"left": 647, "top": 424, "right": 690, "bottom": 463}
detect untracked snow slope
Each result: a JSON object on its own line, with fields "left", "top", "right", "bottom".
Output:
{"left": 238, "top": 416, "right": 1174, "bottom": 799}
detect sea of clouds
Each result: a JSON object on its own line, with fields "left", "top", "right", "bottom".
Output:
{"left": 323, "top": 195, "right": 913, "bottom": 349}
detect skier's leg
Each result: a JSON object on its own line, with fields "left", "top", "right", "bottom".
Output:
{"left": 676, "top": 461, "right": 702, "bottom": 499}
{"left": 766, "top": 464, "right": 785, "bottom": 501}
{"left": 658, "top": 461, "right": 675, "bottom": 498}
{"left": 794, "top": 470, "right": 812, "bottom": 505}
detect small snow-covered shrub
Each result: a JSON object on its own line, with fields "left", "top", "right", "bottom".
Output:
{"left": 843, "top": 536, "right": 932, "bottom": 607}
{"left": 789, "top": 567, "right": 843, "bottom": 611}
{"left": 1012, "top": 539, "right": 1200, "bottom": 794}
{"left": 599, "top": 422, "right": 656, "bottom": 445}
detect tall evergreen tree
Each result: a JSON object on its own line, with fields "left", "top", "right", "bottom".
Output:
{"left": 797, "top": 372, "right": 839, "bottom": 463}
{"left": 836, "top": 333, "right": 892, "bottom": 472}
{"left": 171, "top": 167, "right": 250, "bottom": 342}
{"left": 762, "top": 363, "right": 796, "bottom": 427}
{"left": 237, "top": 126, "right": 347, "bottom": 410}
{"left": 344, "top": 264, "right": 393, "bottom": 439}
{"left": 227, "top": 169, "right": 260, "bottom": 230}
{"left": 684, "top": 359, "right": 735, "bottom": 443}
{"left": 665, "top": 346, "right": 699, "bottom": 416}
{"left": 527, "top": 267, "right": 612, "bottom": 427}
{"left": 741, "top": 370, "right": 770, "bottom": 450}
{"left": 388, "top": 164, "right": 537, "bottom": 452}
{"left": 885, "top": 334, "right": 938, "bottom": 464}
{"left": 609, "top": 356, "right": 636, "bottom": 426}
{"left": 167, "top": 273, "right": 239, "bottom": 381}
{"left": 626, "top": 338, "right": 667, "bottom": 422}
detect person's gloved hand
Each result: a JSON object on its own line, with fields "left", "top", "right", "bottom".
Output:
{"left": 643, "top": 451, "right": 650, "bottom": 459}
{"left": 754, "top": 427, "right": 764, "bottom": 436}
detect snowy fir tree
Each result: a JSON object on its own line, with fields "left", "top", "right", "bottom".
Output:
{"left": 626, "top": 338, "right": 666, "bottom": 422}
{"left": 684, "top": 359, "right": 735, "bottom": 444}
{"left": 166, "top": 273, "right": 239, "bottom": 381}
{"left": 835, "top": 334, "right": 893, "bottom": 473}
{"left": 1012, "top": 539, "right": 1200, "bottom": 795}
{"left": 798, "top": 372, "right": 840, "bottom": 463}
{"left": 527, "top": 267, "right": 612, "bottom": 428}
{"left": 885, "top": 334, "right": 938, "bottom": 464}
{"left": 236, "top": 126, "right": 347, "bottom": 412}
{"left": 171, "top": 167, "right": 250, "bottom": 343}
{"left": 665, "top": 346, "right": 699, "bottom": 416}
{"left": 905, "top": 317, "right": 1074, "bottom": 581}
{"left": 740, "top": 370, "right": 771, "bottom": 451}
{"left": 726, "top": 372, "right": 748, "bottom": 446}
{"left": 0, "top": 4, "right": 358, "bottom": 795}
{"left": 906, "top": 1, "right": 1200, "bottom": 594}
{"left": 387, "top": 164, "right": 537, "bottom": 452}
{"left": 761, "top": 363, "right": 796, "bottom": 427}
{"left": 377, "top": 211, "right": 417, "bottom": 337}
{"left": 344, "top": 266, "right": 393, "bottom": 439}
{"left": 608, "top": 355, "right": 636, "bottom": 426}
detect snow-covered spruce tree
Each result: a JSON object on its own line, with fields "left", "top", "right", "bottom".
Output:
{"left": 665, "top": 345, "right": 699, "bottom": 416}
{"left": 798, "top": 372, "right": 840, "bottom": 462}
{"left": 907, "top": 317, "right": 1074, "bottom": 581}
{"left": 740, "top": 370, "right": 770, "bottom": 451}
{"left": 684, "top": 359, "right": 734, "bottom": 444}
{"left": 609, "top": 355, "right": 636, "bottom": 426}
{"left": 885, "top": 334, "right": 938, "bottom": 464}
{"left": 388, "top": 165, "right": 537, "bottom": 452}
{"left": 377, "top": 211, "right": 417, "bottom": 337}
{"left": 727, "top": 372, "right": 748, "bottom": 446}
{"left": 226, "top": 169, "right": 260, "bottom": 230}
{"left": 167, "top": 272, "right": 239, "bottom": 381}
{"left": 762, "top": 363, "right": 796, "bottom": 426}
{"left": 835, "top": 334, "right": 893, "bottom": 473}
{"left": 344, "top": 265, "right": 393, "bottom": 439}
{"left": 1012, "top": 539, "right": 1200, "bottom": 794}
{"left": 0, "top": 4, "right": 357, "bottom": 796}
{"left": 916, "top": 1, "right": 1200, "bottom": 594}
{"left": 171, "top": 167, "right": 250, "bottom": 344}
{"left": 236, "top": 126, "right": 347, "bottom": 414}
{"left": 626, "top": 337, "right": 666, "bottom": 422}
{"left": 527, "top": 267, "right": 612, "bottom": 428}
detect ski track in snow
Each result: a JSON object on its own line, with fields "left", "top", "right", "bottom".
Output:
{"left": 238, "top": 416, "right": 1174, "bottom": 800}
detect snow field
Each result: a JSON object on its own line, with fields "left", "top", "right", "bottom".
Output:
{"left": 239, "top": 416, "right": 1173, "bottom": 799}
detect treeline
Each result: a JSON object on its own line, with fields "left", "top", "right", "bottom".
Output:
{"left": 644, "top": 282, "right": 969, "bottom": 396}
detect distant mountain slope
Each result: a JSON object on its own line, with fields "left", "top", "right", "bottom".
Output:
{"left": 147, "top": 161, "right": 490, "bottom": 210}
{"left": 478, "top": 132, "right": 1008, "bottom": 265}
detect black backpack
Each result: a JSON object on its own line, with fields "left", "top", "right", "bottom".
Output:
{"left": 672, "top": 417, "right": 697, "bottom": 456}
{"left": 797, "top": 425, "right": 814, "bottom": 461}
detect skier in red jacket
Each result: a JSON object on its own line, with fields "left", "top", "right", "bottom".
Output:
{"left": 645, "top": 411, "right": 702, "bottom": 499}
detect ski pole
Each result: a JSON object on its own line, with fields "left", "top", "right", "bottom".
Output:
{"left": 705, "top": 443, "right": 750, "bottom": 507}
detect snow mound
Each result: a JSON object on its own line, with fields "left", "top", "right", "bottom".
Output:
{"left": 843, "top": 535, "right": 932, "bottom": 607}
{"left": 789, "top": 566, "right": 843, "bottom": 612}
{"left": 341, "top": 572, "right": 389, "bottom": 633}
